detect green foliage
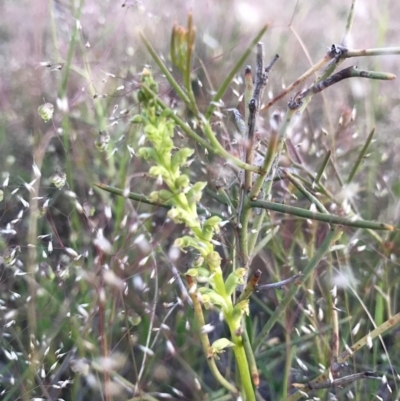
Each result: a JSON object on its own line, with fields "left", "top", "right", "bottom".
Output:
{"left": 1, "top": 2, "right": 400, "bottom": 401}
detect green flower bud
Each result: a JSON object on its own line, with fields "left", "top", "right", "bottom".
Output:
{"left": 201, "top": 215, "right": 222, "bottom": 241}
{"left": 232, "top": 300, "right": 249, "bottom": 324}
{"left": 202, "top": 289, "right": 227, "bottom": 309}
{"left": 186, "top": 181, "right": 207, "bottom": 204}
{"left": 171, "top": 148, "right": 194, "bottom": 172}
{"left": 138, "top": 147, "right": 157, "bottom": 162}
{"left": 128, "top": 313, "right": 142, "bottom": 326}
{"left": 175, "top": 174, "right": 190, "bottom": 190}
{"left": 50, "top": 170, "right": 67, "bottom": 190}
{"left": 197, "top": 267, "right": 211, "bottom": 279}
{"left": 130, "top": 114, "right": 143, "bottom": 124}
{"left": 174, "top": 235, "right": 208, "bottom": 256}
{"left": 167, "top": 207, "right": 200, "bottom": 229}
{"left": 186, "top": 268, "right": 198, "bottom": 277}
{"left": 149, "top": 165, "right": 168, "bottom": 179}
{"left": 38, "top": 103, "right": 54, "bottom": 122}
{"left": 205, "top": 251, "right": 221, "bottom": 272}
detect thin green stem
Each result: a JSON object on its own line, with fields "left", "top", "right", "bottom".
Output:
{"left": 314, "top": 149, "right": 331, "bottom": 185}
{"left": 205, "top": 25, "right": 268, "bottom": 120}
{"left": 250, "top": 199, "right": 394, "bottom": 231}
{"left": 140, "top": 32, "right": 191, "bottom": 106}
{"left": 202, "top": 120, "right": 261, "bottom": 172}
{"left": 341, "top": 0, "right": 357, "bottom": 47}
{"left": 247, "top": 209, "right": 266, "bottom": 259}
{"left": 283, "top": 170, "right": 330, "bottom": 214}
{"left": 345, "top": 47, "right": 400, "bottom": 57}
{"left": 346, "top": 127, "right": 375, "bottom": 184}
{"left": 251, "top": 225, "right": 279, "bottom": 258}
{"left": 250, "top": 108, "right": 296, "bottom": 200}
{"left": 239, "top": 196, "right": 251, "bottom": 267}
{"left": 186, "top": 276, "right": 238, "bottom": 394}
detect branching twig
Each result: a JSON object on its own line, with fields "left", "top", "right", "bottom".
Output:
{"left": 245, "top": 48, "right": 278, "bottom": 191}
{"left": 297, "top": 66, "right": 395, "bottom": 101}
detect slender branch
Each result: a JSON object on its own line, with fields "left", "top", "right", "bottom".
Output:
{"left": 345, "top": 47, "right": 400, "bottom": 57}
{"left": 94, "top": 183, "right": 223, "bottom": 220}
{"left": 94, "top": 183, "right": 166, "bottom": 207}
{"left": 202, "top": 119, "right": 261, "bottom": 172}
{"left": 298, "top": 66, "right": 395, "bottom": 100}
{"left": 260, "top": 54, "right": 331, "bottom": 112}
{"left": 261, "top": 44, "right": 400, "bottom": 113}
{"left": 249, "top": 199, "right": 394, "bottom": 231}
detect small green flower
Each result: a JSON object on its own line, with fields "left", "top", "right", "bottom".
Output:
{"left": 202, "top": 215, "right": 222, "bottom": 241}
{"left": 148, "top": 189, "right": 175, "bottom": 204}
{"left": 174, "top": 235, "right": 208, "bottom": 256}
{"left": 207, "top": 338, "right": 235, "bottom": 359}
{"left": 225, "top": 268, "right": 248, "bottom": 296}
{"left": 199, "top": 288, "right": 227, "bottom": 309}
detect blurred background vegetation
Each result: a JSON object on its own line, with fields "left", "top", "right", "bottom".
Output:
{"left": 0, "top": 0, "right": 399, "bottom": 400}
